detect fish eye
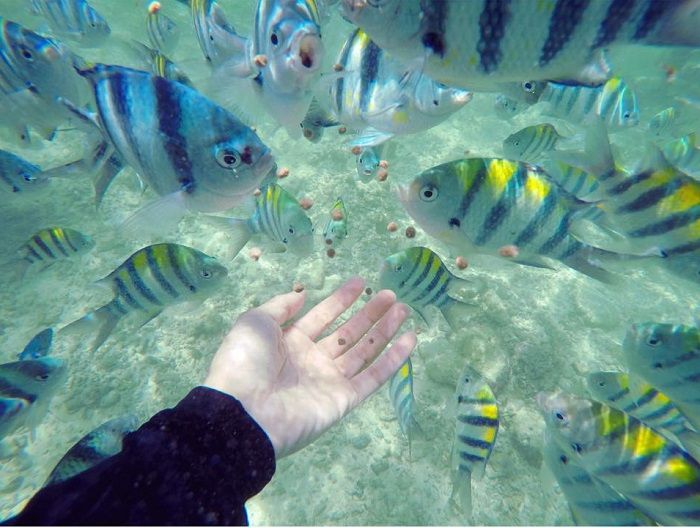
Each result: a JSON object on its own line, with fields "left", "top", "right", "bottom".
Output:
{"left": 653, "top": 361, "right": 663, "bottom": 369}
{"left": 572, "top": 443, "right": 583, "bottom": 453}
{"left": 554, "top": 411, "right": 566, "bottom": 422}
{"left": 201, "top": 268, "right": 213, "bottom": 279}
{"left": 19, "top": 47, "right": 34, "bottom": 61}
{"left": 559, "top": 455, "right": 568, "bottom": 464}
{"left": 35, "top": 373, "right": 49, "bottom": 381}
{"left": 419, "top": 184, "right": 438, "bottom": 202}
{"left": 646, "top": 334, "right": 661, "bottom": 346}
{"left": 22, "top": 173, "right": 36, "bottom": 182}
{"left": 522, "top": 81, "right": 534, "bottom": 92}
{"left": 598, "top": 380, "right": 605, "bottom": 387}
{"left": 215, "top": 149, "right": 241, "bottom": 169}
{"left": 270, "top": 32, "right": 279, "bottom": 45}
{"left": 394, "top": 264, "right": 403, "bottom": 272}
{"left": 623, "top": 111, "right": 631, "bottom": 119}
{"left": 464, "top": 377, "right": 470, "bottom": 383}
{"left": 288, "top": 226, "right": 295, "bottom": 235}
{"left": 432, "top": 99, "right": 439, "bottom": 106}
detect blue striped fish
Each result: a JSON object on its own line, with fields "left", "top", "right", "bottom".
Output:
{"left": 30, "top": 0, "right": 110, "bottom": 48}
{"left": 542, "top": 429, "right": 655, "bottom": 526}
{"left": 147, "top": 1, "right": 179, "bottom": 55}
{"left": 451, "top": 365, "right": 499, "bottom": 517}
{"left": 378, "top": 247, "right": 477, "bottom": 330}
{"left": 341, "top": 1, "right": 700, "bottom": 91}
{"left": 398, "top": 158, "right": 626, "bottom": 282}
{"left": 663, "top": 133, "right": 700, "bottom": 179}
{"left": 208, "top": 183, "right": 314, "bottom": 259}
{"left": 388, "top": 358, "right": 421, "bottom": 457}
{"left": 66, "top": 64, "right": 274, "bottom": 234}
{"left": 539, "top": 391, "right": 700, "bottom": 526}
{"left": 503, "top": 123, "right": 562, "bottom": 163}
{"left": 60, "top": 243, "right": 228, "bottom": 352}
{"left": 326, "top": 28, "right": 472, "bottom": 147}
{"left": 14, "top": 227, "right": 94, "bottom": 277}
{"left": 0, "top": 150, "right": 45, "bottom": 194}
{"left": 189, "top": 0, "right": 249, "bottom": 68}
{"left": 623, "top": 322, "right": 700, "bottom": 430}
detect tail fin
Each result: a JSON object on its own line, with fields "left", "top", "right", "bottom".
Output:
{"left": 440, "top": 297, "right": 478, "bottom": 331}
{"left": 561, "top": 245, "right": 620, "bottom": 284}
{"left": 450, "top": 468, "right": 473, "bottom": 520}
{"left": 202, "top": 216, "right": 252, "bottom": 260}
{"left": 58, "top": 304, "right": 122, "bottom": 353}
{"left": 551, "top": 121, "right": 614, "bottom": 179}
{"left": 407, "top": 416, "right": 425, "bottom": 461}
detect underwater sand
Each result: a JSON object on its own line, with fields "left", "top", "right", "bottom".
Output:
{"left": 1, "top": 0, "right": 699, "bottom": 524}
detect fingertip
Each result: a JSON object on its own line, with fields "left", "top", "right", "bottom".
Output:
{"left": 374, "top": 288, "right": 397, "bottom": 303}
{"left": 345, "top": 275, "right": 366, "bottom": 292}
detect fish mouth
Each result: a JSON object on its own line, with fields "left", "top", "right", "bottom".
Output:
{"left": 291, "top": 31, "right": 323, "bottom": 73}
{"left": 453, "top": 90, "right": 473, "bottom": 105}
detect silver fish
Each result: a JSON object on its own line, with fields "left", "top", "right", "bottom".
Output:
{"left": 147, "top": 1, "right": 180, "bottom": 55}
{"left": 388, "top": 358, "right": 421, "bottom": 457}
{"left": 30, "top": 0, "right": 111, "bottom": 48}
{"left": 503, "top": 123, "right": 562, "bottom": 163}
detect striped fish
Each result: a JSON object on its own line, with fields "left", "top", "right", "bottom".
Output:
{"left": 541, "top": 160, "right": 603, "bottom": 201}
{"left": 30, "top": 0, "right": 110, "bottom": 47}
{"left": 623, "top": 322, "right": 700, "bottom": 430}
{"left": 129, "top": 41, "right": 194, "bottom": 88}
{"left": 60, "top": 243, "right": 228, "bottom": 352}
{"left": 648, "top": 107, "right": 678, "bottom": 140}
{"left": 451, "top": 364, "right": 499, "bottom": 516}
{"left": 0, "top": 357, "right": 66, "bottom": 439}
{"left": 43, "top": 415, "right": 139, "bottom": 487}
{"left": 663, "top": 133, "right": 700, "bottom": 179}
{"left": 300, "top": 97, "right": 339, "bottom": 143}
{"left": 67, "top": 64, "right": 274, "bottom": 234}
{"left": 322, "top": 197, "right": 348, "bottom": 247}
{"left": 0, "top": 150, "right": 45, "bottom": 194}
{"left": 189, "top": 0, "right": 249, "bottom": 68}
{"left": 327, "top": 28, "right": 471, "bottom": 147}
{"left": 15, "top": 227, "right": 94, "bottom": 276}
{"left": 536, "top": 77, "right": 639, "bottom": 130}
{"left": 539, "top": 391, "right": 700, "bottom": 525}
{"left": 378, "top": 246, "right": 477, "bottom": 330}
{"left": 207, "top": 183, "right": 314, "bottom": 259}
{"left": 341, "top": 0, "right": 700, "bottom": 91}
{"left": 388, "top": 358, "right": 421, "bottom": 457}
{"left": 542, "top": 429, "right": 655, "bottom": 526}
{"left": 398, "top": 157, "right": 626, "bottom": 282}
{"left": 503, "top": 123, "right": 562, "bottom": 163}
{"left": 147, "top": 1, "right": 179, "bottom": 55}
{"left": 586, "top": 370, "right": 696, "bottom": 438}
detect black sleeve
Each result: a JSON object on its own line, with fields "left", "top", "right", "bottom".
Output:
{"left": 5, "top": 386, "right": 276, "bottom": 526}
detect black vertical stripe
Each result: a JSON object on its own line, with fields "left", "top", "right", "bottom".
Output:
{"left": 126, "top": 258, "right": 161, "bottom": 306}
{"left": 632, "top": 0, "right": 666, "bottom": 41}
{"left": 145, "top": 246, "right": 179, "bottom": 299}
{"left": 399, "top": 249, "right": 425, "bottom": 292}
{"left": 591, "top": 0, "right": 637, "bottom": 49}
{"left": 335, "top": 29, "right": 357, "bottom": 113}
{"left": 153, "top": 75, "right": 194, "bottom": 193}
{"left": 411, "top": 251, "right": 435, "bottom": 290}
{"left": 629, "top": 210, "right": 700, "bottom": 238}
{"left": 539, "top": 215, "right": 571, "bottom": 254}
{"left": 167, "top": 244, "right": 196, "bottom": 293}
{"left": 539, "top": 0, "right": 590, "bottom": 67}
{"left": 62, "top": 230, "right": 79, "bottom": 252}
{"left": 114, "top": 276, "right": 143, "bottom": 310}
{"left": 457, "top": 163, "right": 487, "bottom": 221}
{"left": 421, "top": 0, "right": 449, "bottom": 57}
{"left": 514, "top": 190, "right": 556, "bottom": 247}
{"left": 32, "top": 234, "right": 54, "bottom": 259}
{"left": 665, "top": 240, "right": 700, "bottom": 256}
{"left": 607, "top": 170, "right": 652, "bottom": 196}
{"left": 475, "top": 197, "right": 511, "bottom": 245}
{"left": 48, "top": 229, "right": 70, "bottom": 257}
{"left": 359, "top": 40, "right": 381, "bottom": 113}
{"left": 413, "top": 264, "right": 445, "bottom": 303}
{"left": 615, "top": 180, "right": 680, "bottom": 214}
{"left": 477, "top": 0, "right": 511, "bottom": 74}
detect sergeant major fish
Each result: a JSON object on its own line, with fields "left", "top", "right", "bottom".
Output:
{"left": 341, "top": 0, "right": 700, "bottom": 91}
{"left": 503, "top": 123, "right": 562, "bottom": 163}
{"left": 322, "top": 198, "right": 348, "bottom": 247}
{"left": 30, "top": 0, "right": 111, "bottom": 48}
{"left": 146, "top": 1, "right": 180, "bottom": 55}
{"left": 12, "top": 227, "right": 94, "bottom": 277}
{"left": 388, "top": 358, "right": 422, "bottom": 457}
{"left": 60, "top": 243, "right": 228, "bottom": 352}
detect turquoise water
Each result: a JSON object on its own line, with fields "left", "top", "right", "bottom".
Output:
{"left": 1, "top": 0, "right": 700, "bottom": 524}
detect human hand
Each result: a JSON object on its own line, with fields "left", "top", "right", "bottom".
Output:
{"left": 204, "top": 276, "right": 417, "bottom": 458}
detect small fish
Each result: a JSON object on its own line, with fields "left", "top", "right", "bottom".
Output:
{"left": 0, "top": 357, "right": 67, "bottom": 439}
{"left": 30, "top": 0, "right": 111, "bottom": 47}
{"left": 388, "top": 358, "right": 421, "bottom": 457}
{"left": 355, "top": 145, "right": 384, "bottom": 182}
{"left": 65, "top": 64, "right": 274, "bottom": 234}
{"left": 451, "top": 365, "right": 499, "bottom": 517}
{"left": 43, "top": 415, "right": 139, "bottom": 487}
{"left": 623, "top": 322, "right": 700, "bottom": 429}
{"left": 503, "top": 123, "right": 562, "bottom": 163}
{"left": 146, "top": 1, "right": 179, "bottom": 55}
{"left": 398, "top": 158, "right": 626, "bottom": 282}
{"left": 60, "top": 243, "right": 228, "bottom": 352}
{"left": 542, "top": 429, "right": 655, "bottom": 526}
{"left": 648, "top": 106, "right": 677, "bottom": 140}
{"left": 493, "top": 94, "right": 520, "bottom": 120}
{"left": 326, "top": 28, "right": 472, "bottom": 147}
{"left": 208, "top": 183, "right": 314, "bottom": 259}
{"left": 189, "top": 0, "right": 250, "bottom": 68}
{"left": 14, "top": 227, "right": 94, "bottom": 276}
{"left": 322, "top": 198, "right": 348, "bottom": 247}
{"left": 0, "top": 150, "right": 45, "bottom": 194}
{"left": 18, "top": 328, "right": 53, "bottom": 361}
{"left": 129, "top": 41, "right": 194, "bottom": 88}
{"left": 300, "top": 97, "right": 339, "bottom": 143}
{"left": 340, "top": 1, "right": 700, "bottom": 91}
{"left": 586, "top": 370, "right": 697, "bottom": 441}
{"left": 378, "top": 247, "right": 476, "bottom": 330}
{"left": 539, "top": 391, "right": 700, "bottom": 526}
{"left": 536, "top": 77, "right": 639, "bottom": 130}
{"left": 662, "top": 133, "right": 700, "bottom": 178}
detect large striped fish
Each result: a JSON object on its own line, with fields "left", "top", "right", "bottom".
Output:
{"left": 398, "top": 158, "right": 625, "bottom": 282}
{"left": 388, "top": 358, "right": 421, "bottom": 457}
{"left": 146, "top": 1, "right": 180, "bottom": 55}
{"left": 324, "top": 28, "right": 471, "bottom": 147}
{"left": 623, "top": 322, "right": 700, "bottom": 431}
{"left": 30, "top": 0, "right": 110, "bottom": 48}
{"left": 451, "top": 364, "right": 499, "bottom": 517}
{"left": 340, "top": 0, "right": 700, "bottom": 91}
{"left": 542, "top": 429, "right": 655, "bottom": 526}
{"left": 65, "top": 64, "right": 274, "bottom": 234}
{"left": 538, "top": 391, "right": 700, "bottom": 525}
{"left": 13, "top": 227, "right": 94, "bottom": 278}
{"left": 60, "top": 243, "right": 228, "bottom": 352}
{"left": 378, "top": 246, "right": 477, "bottom": 330}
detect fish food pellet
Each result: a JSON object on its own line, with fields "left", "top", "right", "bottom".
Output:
{"left": 376, "top": 168, "right": 388, "bottom": 181}
{"left": 351, "top": 146, "right": 361, "bottom": 155}
{"left": 293, "top": 282, "right": 304, "bottom": 293}
{"left": 326, "top": 248, "right": 336, "bottom": 258}
{"left": 248, "top": 247, "right": 262, "bottom": 261}
{"left": 338, "top": 338, "right": 346, "bottom": 346}
{"left": 387, "top": 222, "right": 398, "bottom": 232}
{"left": 299, "top": 197, "right": 313, "bottom": 210}
{"left": 276, "top": 167, "right": 289, "bottom": 179}
{"left": 365, "top": 287, "right": 372, "bottom": 295}
{"left": 405, "top": 226, "right": 416, "bottom": 238}
{"left": 455, "top": 256, "right": 468, "bottom": 269}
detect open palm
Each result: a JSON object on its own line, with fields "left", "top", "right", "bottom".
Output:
{"left": 205, "top": 277, "right": 416, "bottom": 458}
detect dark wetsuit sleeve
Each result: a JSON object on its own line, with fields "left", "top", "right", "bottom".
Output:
{"left": 5, "top": 386, "right": 276, "bottom": 526}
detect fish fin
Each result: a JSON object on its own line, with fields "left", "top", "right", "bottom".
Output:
{"left": 58, "top": 304, "right": 122, "bottom": 353}
{"left": 38, "top": 159, "right": 88, "bottom": 180}
{"left": 18, "top": 328, "right": 53, "bottom": 361}
{"left": 407, "top": 416, "right": 425, "bottom": 461}
{"left": 440, "top": 296, "right": 478, "bottom": 331}
{"left": 121, "top": 192, "right": 188, "bottom": 239}
{"left": 551, "top": 50, "right": 611, "bottom": 88}
{"left": 561, "top": 247, "right": 619, "bottom": 284}
{"left": 57, "top": 97, "right": 102, "bottom": 133}
{"left": 2, "top": 258, "right": 31, "bottom": 283}
{"left": 138, "top": 310, "right": 163, "bottom": 328}
{"left": 551, "top": 121, "right": 614, "bottom": 178}
{"left": 510, "top": 255, "right": 555, "bottom": 270}
{"left": 202, "top": 215, "right": 252, "bottom": 260}
{"left": 349, "top": 127, "right": 395, "bottom": 148}
{"left": 92, "top": 153, "right": 125, "bottom": 207}
{"left": 450, "top": 467, "right": 473, "bottom": 519}
{"left": 213, "top": 38, "right": 256, "bottom": 78}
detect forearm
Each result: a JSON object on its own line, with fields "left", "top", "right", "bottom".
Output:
{"left": 5, "top": 387, "right": 276, "bottom": 526}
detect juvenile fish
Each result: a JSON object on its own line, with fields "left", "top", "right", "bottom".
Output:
{"left": 378, "top": 246, "right": 477, "bottom": 330}
{"left": 322, "top": 198, "right": 348, "bottom": 247}
{"left": 129, "top": 41, "right": 194, "bottom": 88}
{"left": 300, "top": 97, "right": 339, "bottom": 143}
{"left": 388, "top": 358, "right": 421, "bottom": 457}
{"left": 30, "top": 0, "right": 111, "bottom": 48}
{"left": 15, "top": 227, "right": 95, "bottom": 276}
{"left": 60, "top": 243, "right": 228, "bottom": 352}
{"left": 539, "top": 391, "right": 700, "bottom": 526}
{"left": 18, "top": 328, "right": 53, "bottom": 361}
{"left": 355, "top": 145, "right": 384, "bottom": 182}
{"left": 147, "top": 1, "right": 179, "bottom": 55}
{"left": 648, "top": 106, "right": 677, "bottom": 140}
{"left": 503, "top": 123, "right": 562, "bottom": 163}
{"left": 43, "top": 415, "right": 139, "bottom": 487}
{"left": 451, "top": 364, "right": 499, "bottom": 517}
{"left": 0, "top": 150, "right": 45, "bottom": 194}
